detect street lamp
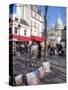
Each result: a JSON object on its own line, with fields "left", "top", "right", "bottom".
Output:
{"left": 44, "top": 6, "right": 48, "bottom": 61}
{"left": 18, "top": 24, "right": 21, "bottom": 56}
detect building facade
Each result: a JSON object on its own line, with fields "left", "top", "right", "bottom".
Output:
{"left": 9, "top": 4, "right": 45, "bottom": 48}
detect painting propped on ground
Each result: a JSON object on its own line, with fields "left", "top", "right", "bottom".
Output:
{"left": 9, "top": 4, "right": 66, "bottom": 86}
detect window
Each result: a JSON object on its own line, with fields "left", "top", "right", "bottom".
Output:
{"left": 32, "top": 5, "right": 38, "bottom": 12}
{"left": 36, "top": 13, "right": 40, "bottom": 20}
{"left": 32, "top": 6, "right": 35, "bottom": 10}
{"left": 9, "top": 18, "right": 12, "bottom": 23}
{"left": 31, "top": 21, "right": 39, "bottom": 30}
{"left": 9, "top": 27, "right": 12, "bottom": 34}
{"left": 31, "top": 21, "right": 36, "bottom": 28}
{"left": 24, "top": 30, "right": 26, "bottom": 36}
{"left": 36, "top": 22, "right": 39, "bottom": 29}
{"left": 32, "top": 11, "right": 35, "bottom": 18}
{"left": 15, "top": 17, "right": 18, "bottom": 22}
{"left": 15, "top": 27, "right": 17, "bottom": 34}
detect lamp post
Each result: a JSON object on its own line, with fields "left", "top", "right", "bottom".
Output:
{"left": 18, "top": 24, "right": 21, "bottom": 56}
{"left": 44, "top": 6, "right": 48, "bottom": 61}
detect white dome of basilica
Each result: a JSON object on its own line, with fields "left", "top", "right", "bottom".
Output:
{"left": 55, "top": 14, "right": 64, "bottom": 30}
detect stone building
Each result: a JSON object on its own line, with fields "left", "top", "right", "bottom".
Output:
{"left": 9, "top": 4, "right": 45, "bottom": 50}
{"left": 47, "top": 14, "right": 64, "bottom": 47}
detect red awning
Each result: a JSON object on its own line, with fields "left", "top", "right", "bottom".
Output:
{"left": 31, "top": 35, "right": 45, "bottom": 42}
{"left": 9, "top": 35, "right": 30, "bottom": 42}
{"left": 9, "top": 35, "right": 45, "bottom": 42}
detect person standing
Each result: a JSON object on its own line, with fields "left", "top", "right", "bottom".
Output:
{"left": 37, "top": 43, "right": 42, "bottom": 59}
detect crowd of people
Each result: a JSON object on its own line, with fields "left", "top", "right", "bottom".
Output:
{"left": 15, "top": 42, "right": 42, "bottom": 59}
{"left": 13, "top": 42, "right": 65, "bottom": 59}
{"left": 47, "top": 43, "right": 65, "bottom": 56}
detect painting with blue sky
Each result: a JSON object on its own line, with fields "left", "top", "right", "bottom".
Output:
{"left": 9, "top": 4, "right": 66, "bottom": 86}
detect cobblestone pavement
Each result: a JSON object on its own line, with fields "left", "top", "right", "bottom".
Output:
{"left": 13, "top": 52, "right": 66, "bottom": 85}
{"left": 40, "top": 55, "right": 66, "bottom": 84}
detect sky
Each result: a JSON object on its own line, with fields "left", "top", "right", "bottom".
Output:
{"left": 38, "top": 5, "right": 66, "bottom": 27}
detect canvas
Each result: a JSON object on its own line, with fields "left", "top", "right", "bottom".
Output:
{"left": 9, "top": 4, "right": 66, "bottom": 86}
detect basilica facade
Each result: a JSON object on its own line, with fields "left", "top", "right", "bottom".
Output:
{"left": 47, "top": 14, "right": 65, "bottom": 47}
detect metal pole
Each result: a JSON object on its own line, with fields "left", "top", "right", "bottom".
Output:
{"left": 19, "top": 27, "right": 20, "bottom": 56}
{"left": 44, "top": 6, "right": 48, "bottom": 61}
{"left": 18, "top": 24, "right": 21, "bottom": 56}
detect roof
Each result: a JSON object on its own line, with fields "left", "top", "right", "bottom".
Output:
{"left": 20, "top": 18, "right": 29, "bottom": 26}
{"left": 55, "top": 16, "right": 64, "bottom": 30}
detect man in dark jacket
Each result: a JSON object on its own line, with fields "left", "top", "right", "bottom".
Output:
{"left": 37, "top": 43, "right": 42, "bottom": 59}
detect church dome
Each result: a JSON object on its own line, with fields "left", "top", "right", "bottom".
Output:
{"left": 55, "top": 14, "right": 64, "bottom": 30}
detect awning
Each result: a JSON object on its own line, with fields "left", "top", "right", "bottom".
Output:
{"left": 9, "top": 35, "right": 45, "bottom": 42}
{"left": 9, "top": 35, "right": 30, "bottom": 42}
{"left": 31, "top": 35, "right": 45, "bottom": 42}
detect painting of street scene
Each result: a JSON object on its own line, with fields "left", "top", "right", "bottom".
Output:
{"left": 9, "top": 4, "right": 66, "bottom": 86}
